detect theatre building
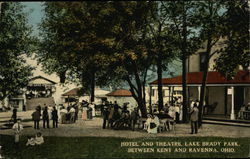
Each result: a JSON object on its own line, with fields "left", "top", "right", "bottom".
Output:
{"left": 7, "top": 76, "right": 57, "bottom": 111}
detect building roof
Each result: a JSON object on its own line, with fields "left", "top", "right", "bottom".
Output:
{"left": 29, "top": 75, "right": 57, "bottom": 84}
{"left": 150, "top": 71, "right": 250, "bottom": 86}
{"left": 106, "top": 89, "right": 132, "bottom": 97}
{"left": 62, "top": 88, "right": 80, "bottom": 96}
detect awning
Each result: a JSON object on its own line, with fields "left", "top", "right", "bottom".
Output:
{"left": 150, "top": 71, "right": 250, "bottom": 86}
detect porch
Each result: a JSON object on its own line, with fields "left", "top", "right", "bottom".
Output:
{"left": 149, "top": 71, "right": 250, "bottom": 123}
{"left": 203, "top": 114, "right": 250, "bottom": 127}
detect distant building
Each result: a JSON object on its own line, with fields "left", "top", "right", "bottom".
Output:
{"left": 106, "top": 89, "right": 137, "bottom": 111}
{"left": 24, "top": 76, "right": 57, "bottom": 110}
{"left": 61, "top": 87, "right": 110, "bottom": 107}
{"left": 0, "top": 76, "right": 57, "bottom": 112}
{"left": 61, "top": 88, "right": 80, "bottom": 107}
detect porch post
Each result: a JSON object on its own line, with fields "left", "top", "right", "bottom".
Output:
{"left": 224, "top": 86, "right": 228, "bottom": 116}
{"left": 230, "top": 86, "right": 235, "bottom": 120}
{"left": 168, "top": 86, "right": 171, "bottom": 104}
{"left": 149, "top": 86, "right": 152, "bottom": 107}
{"left": 198, "top": 86, "right": 201, "bottom": 101}
{"left": 171, "top": 86, "right": 174, "bottom": 105}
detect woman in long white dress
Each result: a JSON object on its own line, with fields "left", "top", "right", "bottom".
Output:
{"left": 168, "top": 105, "right": 176, "bottom": 120}
{"left": 146, "top": 114, "right": 160, "bottom": 134}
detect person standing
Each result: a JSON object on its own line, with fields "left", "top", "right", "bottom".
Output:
{"left": 11, "top": 108, "right": 17, "bottom": 123}
{"left": 190, "top": 103, "right": 199, "bottom": 134}
{"left": 112, "top": 101, "right": 120, "bottom": 124}
{"left": 74, "top": 105, "right": 79, "bottom": 122}
{"left": 102, "top": 106, "right": 109, "bottom": 129}
{"left": 52, "top": 106, "right": 58, "bottom": 128}
{"left": 88, "top": 106, "right": 93, "bottom": 120}
{"left": 60, "top": 106, "right": 67, "bottom": 124}
{"left": 69, "top": 106, "right": 75, "bottom": 123}
{"left": 12, "top": 119, "right": 23, "bottom": 144}
{"left": 130, "top": 108, "right": 139, "bottom": 131}
{"left": 42, "top": 106, "right": 50, "bottom": 129}
{"left": 82, "top": 106, "right": 88, "bottom": 121}
{"left": 108, "top": 105, "right": 114, "bottom": 128}
{"left": 37, "top": 105, "right": 42, "bottom": 117}
{"left": 32, "top": 107, "right": 41, "bottom": 129}
{"left": 89, "top": 102, "right": 95, "bottom": 117}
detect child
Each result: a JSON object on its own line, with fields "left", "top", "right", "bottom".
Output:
{"left": 34, "top": 132, "right": 44, "bottom": 145}
{"left": 12, "top": 119, "right": 23, "bottom": 144}
{"left": 26, "top": 136, "right": 35, "bottom": 146}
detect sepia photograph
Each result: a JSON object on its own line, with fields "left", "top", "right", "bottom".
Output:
{"left": 0, "top": 1, "right": 249, "bottom": 158}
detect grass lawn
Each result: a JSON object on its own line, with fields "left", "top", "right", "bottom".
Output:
{"left": 0, "top": 134, "right": 249, "bottom": 158}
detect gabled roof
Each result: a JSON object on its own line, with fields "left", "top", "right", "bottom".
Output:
{"left": 150, "top": 71, "right": 250, "bottom": 86}
{"left": 29, "top": 75, "right": 57, "bottom": 84}
{"left": 62, "top": 88, "right": 81, "bottom": 96}
{"left": 106, "top": 89, "right": 132, "bottom": 97}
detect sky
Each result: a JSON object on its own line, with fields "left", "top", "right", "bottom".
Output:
{"left": 21, "top": 2, "right": 44, "bottom": 36}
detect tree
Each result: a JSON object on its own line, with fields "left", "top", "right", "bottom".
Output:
{"left": 161, "top": 1, "right": 202, "bottom": 123}
{"left": 214, "top": 0, "right": 250, "bottom": 78}
{"left": 192, "top": 1, "right": 244, "bottom": 126}
{"left": 147, "top": 2, "right": 177, "bottom": 111}
{"left": 38, "top": 2, "right": 115, "bottom": 102}
{"left": 0, "top": 2, "right": 34, "bottom": 105}
{"left": 105, "top": 2, "right": 156, "bottom": 117}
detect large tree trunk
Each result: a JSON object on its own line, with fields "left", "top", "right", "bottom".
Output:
{"left": 157, "top": 53, "right": 164, "bottom": 111}
{"left": 198, "top": 39, "right": 211, "bottom": 127}
{"left": 90, "top": 72, "right": 95, "bottom": 102}
{"left": 181, "top": 2, "right": 188, "bottom": 123}
{"left": 182, "top": 56, "right": 188, "bottom": 123}
{"left": 198, "top": 1, "right": 213, "bottom": 127}
{"left": 125, "top": 72, "right": 147, "bottom": 118}
{"left": 126, "top": 79, "right": 147, "bottom": 117}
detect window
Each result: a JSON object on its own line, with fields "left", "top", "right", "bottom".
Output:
{"left": 199, "top": 52, "right": 207, "bottom": 72}
{"left": 162, "top": 90, "right": 168, "bottom": 97}
{"left": 151, "top": 89, "right": 155, "bottom": 96}
{"left": 173, "top": 91, "right": 182, "bottom": 95}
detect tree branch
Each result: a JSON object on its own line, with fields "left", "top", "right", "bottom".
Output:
{"left": 209, "top": 49, "right": 220, "bottom": 59}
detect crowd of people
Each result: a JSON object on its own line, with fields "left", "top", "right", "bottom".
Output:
{"left": 99, "top": 100, "right": 182, "bottom": 134}
{"left": 101, "top": 101, "right": 139, "bottom": 130}
{"left": 59, "top": 104, "right": 79, "bottom": 124}
{"left": 80, "top": 101, "right": 96, "bottom": 121}
{"left": 31, "top": 105, "right": 58, "bottom": 129}
{"left": 98, "top": 97, "right": 201, "bottom": 134}
{"left": 9, "top": 98, "right": 200, "bottom": 141}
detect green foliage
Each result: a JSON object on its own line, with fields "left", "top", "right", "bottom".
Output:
{"left": 161, "top": 1, "right": 203, "bottom": 58}
{"left": 0, "top": 2, "right": 34, "bottom": 100}
{"left": 38, "top": 2, "right": 115, "bottom": 89}
{"left": 214, "top": 0, "right": 250, "bottom": 78}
